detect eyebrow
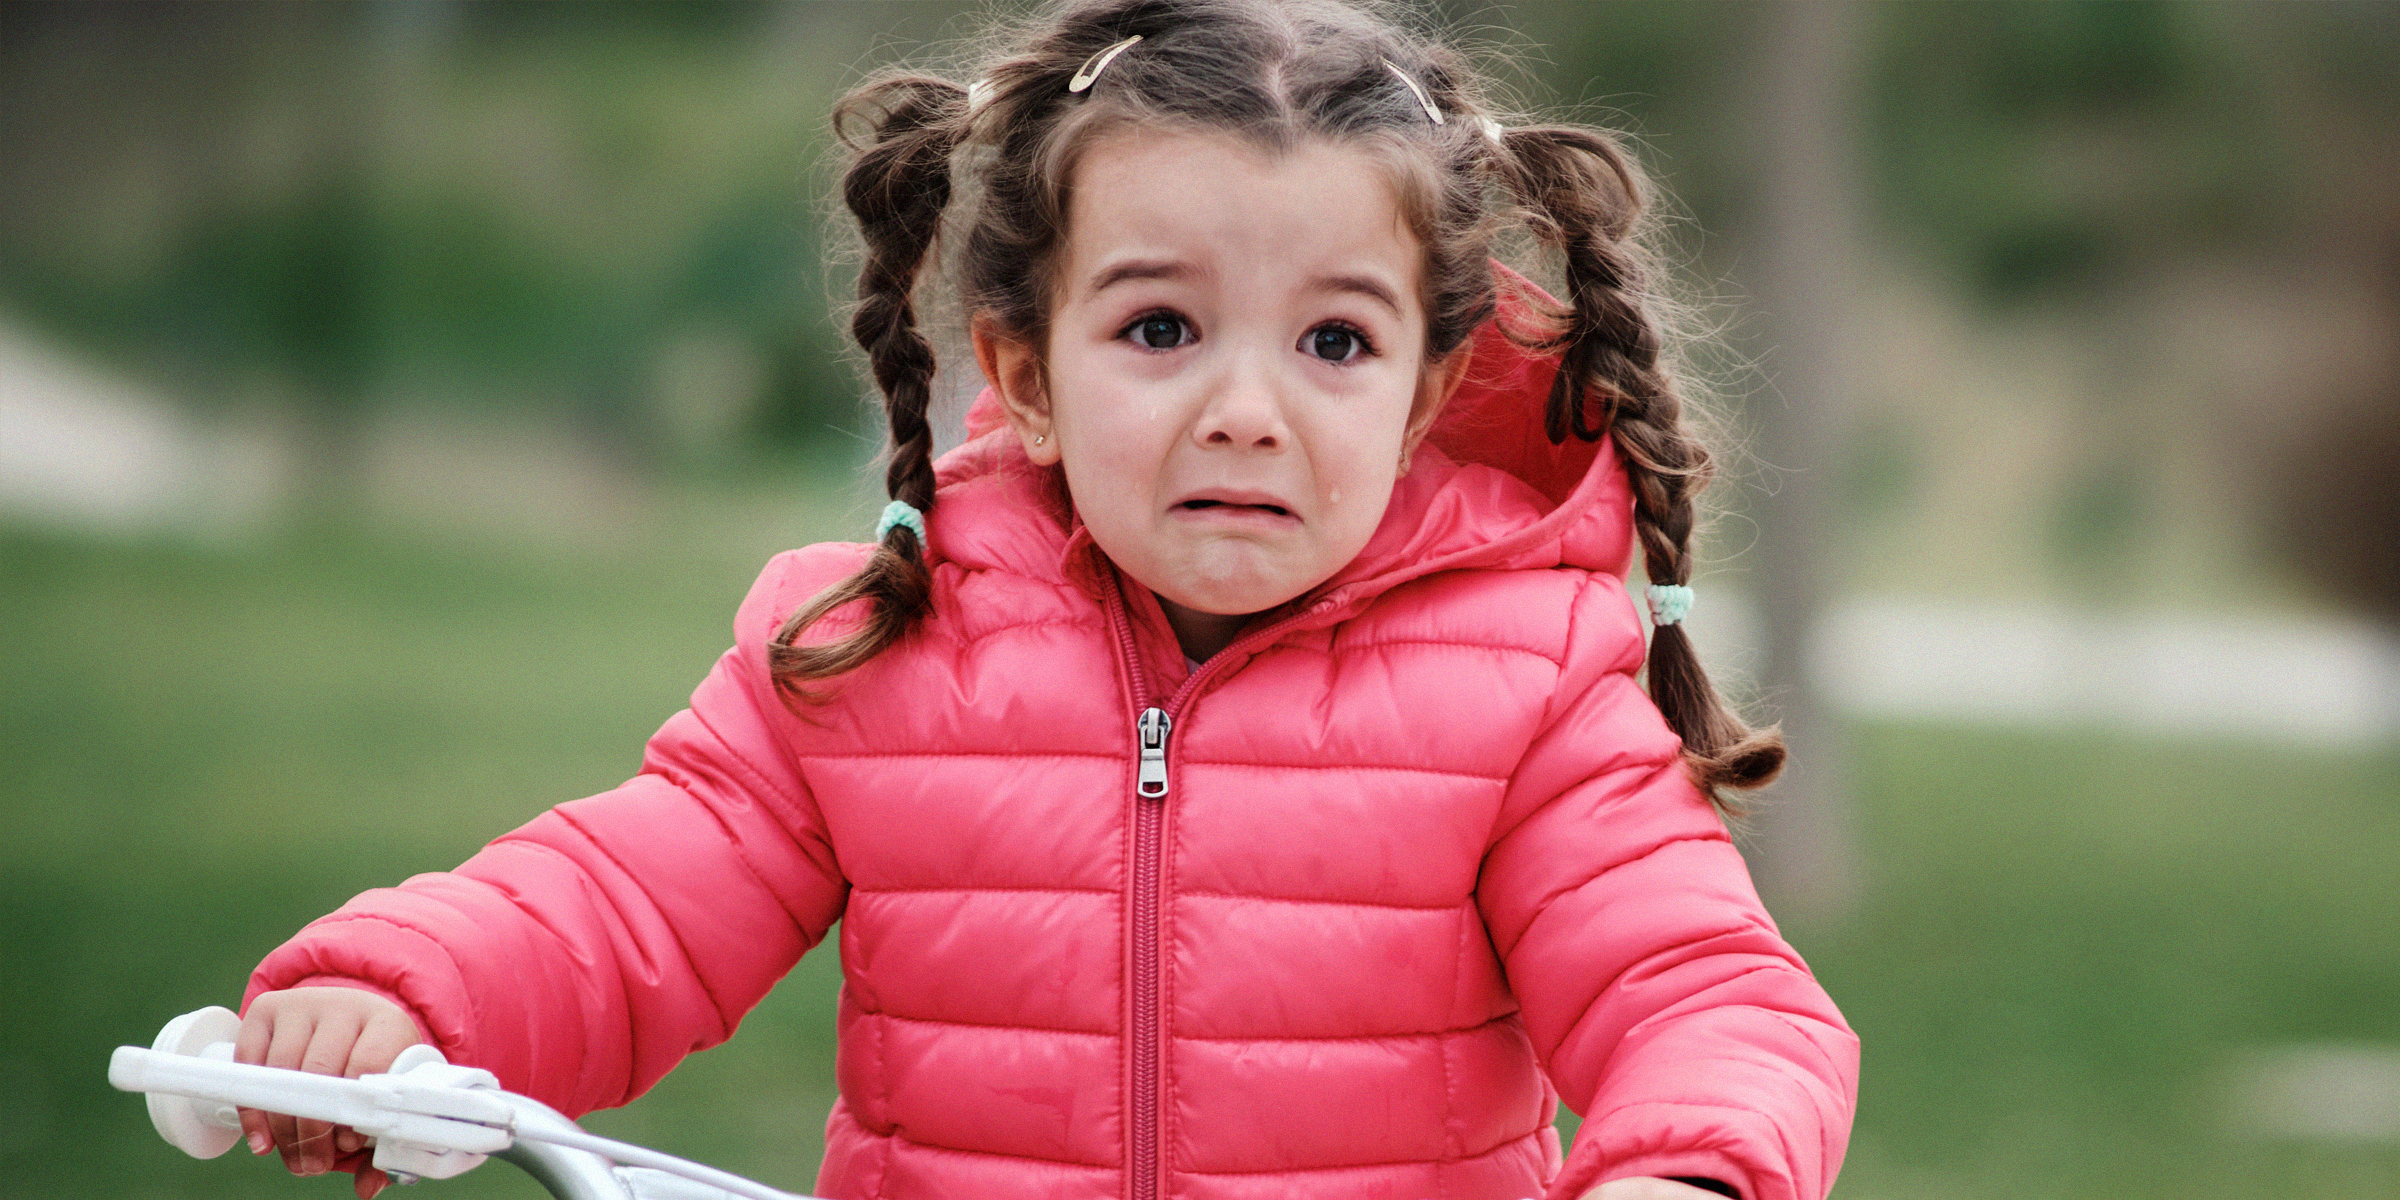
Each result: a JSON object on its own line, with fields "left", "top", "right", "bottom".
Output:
{"left": 1087, "top": 260, "right": 1406, "bottom": 318}
{"left": 1086, "top": 259, "right": 1197, "bottom": 295}
{"left": 1315, "top": 272, "right": 1404, "bottom": 318}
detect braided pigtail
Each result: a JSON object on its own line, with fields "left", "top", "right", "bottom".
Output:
{"left": 1494, "top": 125, "right": 1785, "bottom": 810}
{"left": 770, "top": 76, "right": 966, "bottom": 700}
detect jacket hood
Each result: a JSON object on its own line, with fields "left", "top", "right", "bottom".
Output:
{"left": 928, "top": 276, "right": 1636, "bottom": 615}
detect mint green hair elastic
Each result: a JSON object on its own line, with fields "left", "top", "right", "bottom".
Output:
{"left": 876, "top": 499, "right": 927, "bottom": 545}
{"left": 1645, "top": 583, "right": 1695, "bottom": 627}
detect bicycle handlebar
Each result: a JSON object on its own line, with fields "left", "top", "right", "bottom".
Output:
{"left": 109, "top": 1044, "right": 517, "bottom": 1155}
{"left": 110, "top": 1007, "right": 815, "bottom": 1200}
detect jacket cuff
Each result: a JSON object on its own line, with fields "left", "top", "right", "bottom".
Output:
{"left": 1549, "top": 1140, "right": 1757, "bottom": 1200}
{"left": 1669, "top": 1177, "right": 1741, "bottom": 1199}
{"left": 1596, "top": 1155, "right": 1751, "bottom": 1200}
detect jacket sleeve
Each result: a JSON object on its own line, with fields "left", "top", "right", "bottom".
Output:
{"left": 1477, "top": 574, "right": 1857, "bottom": 1200}
{"left": 244, "top": 545, "right": 864, "bottom": 1116}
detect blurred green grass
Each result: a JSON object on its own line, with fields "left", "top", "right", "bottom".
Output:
{"left": 4, "top": 510, "right": 2396, "bottom": 1200}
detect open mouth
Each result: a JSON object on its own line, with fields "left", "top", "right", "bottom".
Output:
{"left": 1178, "top": 499, "right": 1291, "bottom": 517}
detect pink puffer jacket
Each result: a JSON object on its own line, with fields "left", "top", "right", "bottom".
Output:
{"left": 250, "top": 303, "right": 1856, "bottom": 1200}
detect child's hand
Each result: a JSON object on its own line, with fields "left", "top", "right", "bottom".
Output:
{"left": 1584, "top": 1179, "right": 1736, "bottom": 1200}
{"left": 234, "top": 986, "right": 423, "bottom": 1199}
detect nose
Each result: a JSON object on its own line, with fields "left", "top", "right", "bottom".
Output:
{"left": 1193, "top": 354, "right": 1288, "bottom": 452}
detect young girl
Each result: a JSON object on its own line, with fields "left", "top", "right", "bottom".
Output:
{"left": 234, "top": 3, "right": 1856, "bottom": 1200}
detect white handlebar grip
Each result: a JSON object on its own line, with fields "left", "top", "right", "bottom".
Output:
{"left": 125, "top": 1006, "right": 245, "bottom": 1158}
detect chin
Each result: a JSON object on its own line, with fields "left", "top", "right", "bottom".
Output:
{"left": 1161, "top": 537, "right": 1349, "bottom": 617}
{"left": 1187, "top": 573, "right": 1325, "bottom": 619}
{"left": 1161, "top": 572, "right": 1272, "bottom": 617}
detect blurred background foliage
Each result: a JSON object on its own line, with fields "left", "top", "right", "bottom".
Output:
{"left": 3, "top": 2, "right": 2397, "bottom": 1199}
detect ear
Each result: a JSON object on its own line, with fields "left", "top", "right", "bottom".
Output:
{"left": 972, "top": 316, "right": 1059, "bottom": 466}
{"left": 1404, "top": 338, "right": 1473, "bottom": 456}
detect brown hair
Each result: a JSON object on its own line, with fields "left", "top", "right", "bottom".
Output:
{"left": 774, "top": 0, "right": 1782, "bottom": 807}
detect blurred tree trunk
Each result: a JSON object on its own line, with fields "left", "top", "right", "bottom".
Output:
{"left": 1736, "top": 0, "right": 1865, "bottom": 926}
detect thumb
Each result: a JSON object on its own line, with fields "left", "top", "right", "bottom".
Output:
{"left": 353, "top": 1164, "right": 390, "bottom": 1199}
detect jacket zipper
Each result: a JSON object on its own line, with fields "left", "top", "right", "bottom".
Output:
{"left": 1104, "top": 576, "right": 1336, "bottom": 1200}
{"left": 1100, "top": 572, "right": 1172, "bottom": 1200}
{"left": 1101, "top": 576, "right": 1165, "bottom": 1200}
{"left": 1129, "top": 703, "right": 1170, "bottom": 1200}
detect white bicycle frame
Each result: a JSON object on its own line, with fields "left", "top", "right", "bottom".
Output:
{"left": 110, "top": 1006, "right": 818, "bottom": 1200}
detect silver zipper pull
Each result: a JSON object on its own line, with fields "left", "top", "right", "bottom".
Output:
{"left": 1136, "top": 707, "right": 1173, "bottom": 799}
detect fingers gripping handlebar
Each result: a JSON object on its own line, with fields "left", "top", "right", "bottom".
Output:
{"left": 110, "top": 1007, "right": 815, "bottom": 1200}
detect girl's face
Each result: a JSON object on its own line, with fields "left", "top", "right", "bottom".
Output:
{"left": 979, "top": 130, "right": 1467, "bottom": 658}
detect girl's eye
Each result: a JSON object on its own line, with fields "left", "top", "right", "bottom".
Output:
{"left": 1124, "top": 313, "right": 1193, "bottom": 351}
{"left": 1304, "top": 324, "right": 1374, "bottom": 364}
